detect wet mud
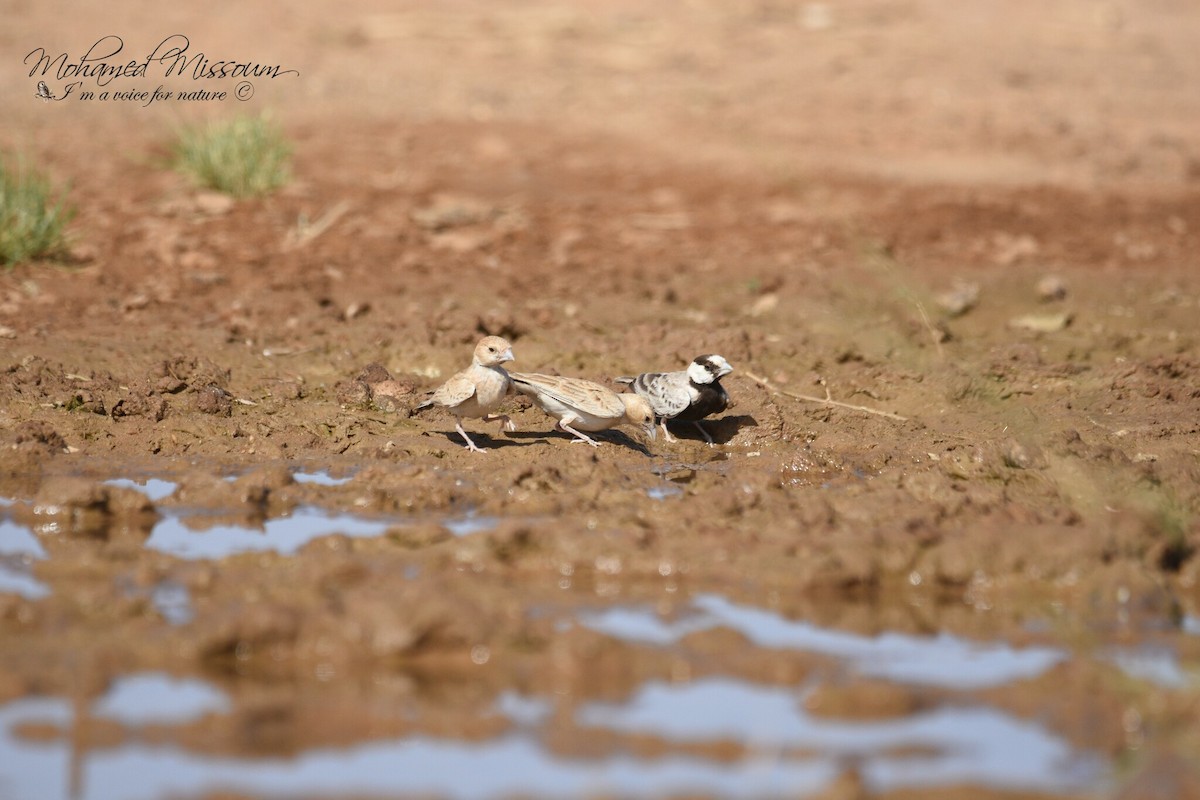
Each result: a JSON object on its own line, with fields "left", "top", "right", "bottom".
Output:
{"left": 3, "top": 1, "right": 1200, "bottom": 798}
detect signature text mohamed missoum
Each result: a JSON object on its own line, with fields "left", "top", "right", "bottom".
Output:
{"left": 25, "top": 35, "right": 299, "bottom": 87}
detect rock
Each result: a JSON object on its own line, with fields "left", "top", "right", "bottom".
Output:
{"left": 336, "top": 379, "right": 372, "bottom": 407}
{"left": 410, "top": 193, "right": 494, "bottom": 230}
{"left": 1036, "top": 275, "right": 1068, "bottom": 301}
{"left": 747, "top": 293, "right": 779, "bottom": 317}
{"left": 194, "top": 192, "right": 235, "bottom": 216}
{"left": 1003, "top": 439, "right": 1046, "bottom": 470}
{"left": 355, "top": 363, "right": 393, "bottom": 385}
{"left": 372, "top": 379, "right": 416, "bottom": 413}
{"left": 194, "top": 385, "right": 233, "bottom": 416}
{"left": 1009, "top": 312, "right": 1073, "bottom": 333}
{"left": 935, "top": 282, "right": 980, "bottom": 317}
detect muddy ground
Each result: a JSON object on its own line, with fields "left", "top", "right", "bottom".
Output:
{"left": 2, "top": 2, "right": 1200, "bottom": 798}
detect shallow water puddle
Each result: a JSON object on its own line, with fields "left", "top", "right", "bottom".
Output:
{"left": 102, "top": 478, "right": 179, "bottom": 502}
{"left": 0, "top": 676, "right": 1104, "bottom": 800}
{"left": 646, "top": 485, "right": 684, "bottom": 500}
{"left": 292, "top": 470, "right": 355, "bottom": 486}
{"left": 148, "top": 580, "right": 194, "bottom": 625}
{"left": 145, "top": 508, "right": 392, "bottom": 559}
{"left": 92, "top": 673, "right": 231, "bottom": 726}
{"left": 0, "top": 705, "right": 835, "bottom": 800}
{"left": 576, "top": 679, "right": 1103, "bottom": 795}
{"left": 578, "top": 594, "right": 1066, "bottom": 689}
{"left": 1103, "top": 647, "right": 1196, "bottom": 689}
{"left": 443, "top": 510, "right": 500, "bottom": 537}
{"left": 0, "top": 518, "right": 50, "bottom": 600}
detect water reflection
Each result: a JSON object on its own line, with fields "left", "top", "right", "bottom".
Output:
{"left": 579, "top": 594, "right": 1066, "bottom": 689}
{"left": 0, "top": 518, "right": 49, "bottom": 599}
{"left": 0, "top": 676, "right": 1106, "bottom": 800}
{"left": 145, "top": 508, "right": 391, "bottom": 559}
{"left": 577, "top": 679, "right": 1103, "bottom": 794}
{"left": 92, "top": 673, "right": 230, "bottom": 726}
{"left": 292, "top": 471, "right": 355, "bottom": 486}
{"left": 103, "top": 479, "right": 179, "bottom": 502}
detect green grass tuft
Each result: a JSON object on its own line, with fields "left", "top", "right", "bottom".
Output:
{"left": 0, "top": 154, "right": 75, "bottom": 267}
{"left": 172, "top": 115, "right": 292, "bottom": 198}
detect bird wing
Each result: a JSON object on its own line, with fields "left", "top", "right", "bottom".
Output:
{"left": 428, "top": 369, "right": 477, "bottom": 409}
{"left": 629, "top": 371, "right": 692, "bottom": 418}
{"left": 510, "top": 372, "right": 625, "bottom": 417}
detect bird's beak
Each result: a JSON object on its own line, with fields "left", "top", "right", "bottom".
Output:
{"left": 501, "top": 348, "right": 514, "bottom": 363}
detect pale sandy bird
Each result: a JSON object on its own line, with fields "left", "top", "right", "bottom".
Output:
{"left": 414, "top": 336, "right": 515, "bottom": 453}
{"left": 616, "top": 354, "right": 733, "bottom": 444}
{"left": 509, "top": 372, "right": 657, "bottom": 447}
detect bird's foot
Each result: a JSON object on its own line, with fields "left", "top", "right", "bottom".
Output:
{"left": 457, "top": 424, "right": 487, "bottom": 453}
{"left": 561, "top": 423, "right": 602, "bottom": 447}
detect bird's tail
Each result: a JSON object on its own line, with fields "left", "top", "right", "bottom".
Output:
{"left": 413, "top": 397, "right": 434, "bottom": 413}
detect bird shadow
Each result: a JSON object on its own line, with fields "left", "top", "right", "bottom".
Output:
{"left": 506, "top": 429, "right": 653, "bottom": 455}
{"left": 667, "top": 414, "right": 757, "bottom": 445}
{"left": 430, "top": 431, "right": 537, "bottom": 450}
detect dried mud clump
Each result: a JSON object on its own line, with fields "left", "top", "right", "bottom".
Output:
{"left": 194, "top": 385, "right": 234, "bottom": 416}
{"left": 10, "top": 421, "right": 67, "bottom": 455}
{"left": 109, "top": 382, "right": 170, "bottom": 422}
{"left": 335, "top": 364, "right": 417, "bottom": 413}
{"left": 155, "top": 356, "right": 231, "bottom": 393}
{"left": 335, "top": 379, "right": 372, "bottom": 407}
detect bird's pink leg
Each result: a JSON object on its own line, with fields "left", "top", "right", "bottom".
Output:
{"left": 455, "top": 419, "right": 486, "bottom": 453}
{"left": 560, "top": 421, "right": 601, "bottom": 447}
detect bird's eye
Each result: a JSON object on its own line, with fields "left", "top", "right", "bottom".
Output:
{"left": 488, "top": 347, "right": 496, "bottom": 352}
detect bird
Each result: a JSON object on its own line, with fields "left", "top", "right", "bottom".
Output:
{"left": 508, "top": 372, "right": 657, "bottom": 447}
{"left": 36, "top": 81, "right": 56, "bottom": 101}
{"left": 413, "top": 336, "right": 515, "bottom": 453}
{"left": 616, "top": 354, "right": 733, "bottom": 444}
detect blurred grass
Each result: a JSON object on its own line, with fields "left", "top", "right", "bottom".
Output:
{"left": 172, "top": 115, "right": 291, "bottom": 198}
{"left": 0, "top": 153, "right": 75, "bottom": 267}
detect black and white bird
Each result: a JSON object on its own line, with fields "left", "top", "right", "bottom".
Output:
{"left": 616, "top": 354, "right": 733, "bottom": 444}
{"left": 36, "top": 81, "right": 56, "bottom": 101}
{"left": 414, "top": 335, "right": 515, "bottom": 453}
{"left": 509, "top": 372, "right": 656, "bottom": 447}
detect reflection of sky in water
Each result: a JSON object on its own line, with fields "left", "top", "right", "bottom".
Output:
{"left": 577, "top": 678, "right": 1103, "bottom": 794}
{"left": 150, "top": 581, "right": 194, "bottom": 625}
{"left": 292, "top": 471, "right": 354, "bottom": 486}
{"left": 92, "top": 673, "right": 230, "bottom": 726}
{"left": 0, "top": 561, "right": 50, "bottom": 600}
{"left": 0, "top": 679, "right": 1106, "bottom": 800}
{"left": 0, "top": 519, "right": 45, "bottom": 558}
{"left": 1104, "top": 648, "right": 1194, "bottom": 689}
{"left": 579, "top": 594, "right": 1066, "bottom": 690}
{"left": 103, "top": 478, "right": 179, "bottom": 502}
{"left": 145, "top": 507, "right": 390, "bottom": 559}
{"left": 0, "top": 518, "right": 49, "bottom": 599}
{"left": 443, "top": 511, "right": 498, "bottom": 537}
{"left": 0, "top": 696, "right": 835, "bottom": 800}
{"left": 646, "top": 485, "right": 684, "bottom": 500}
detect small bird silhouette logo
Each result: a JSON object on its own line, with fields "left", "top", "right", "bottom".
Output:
{"left": 36, "top": 81, "right": 56, "bottom": 101}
